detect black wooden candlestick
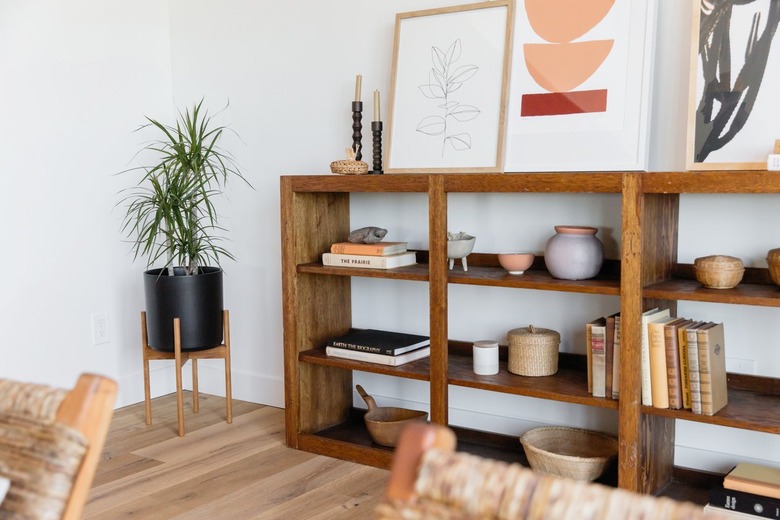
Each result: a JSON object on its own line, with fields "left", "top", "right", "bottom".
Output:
{"left": 369, "top": 121, "right": 383, "bottom": 174}
{"left": 352, "top": 101, "right": 363, "bottom": 161}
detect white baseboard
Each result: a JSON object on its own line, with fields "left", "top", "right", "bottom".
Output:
{"left": 115, "top": 363, "right": 284, "bottom": 409}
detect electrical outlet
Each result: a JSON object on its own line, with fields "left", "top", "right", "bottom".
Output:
{"left": 91, "top": 312, "right": 110, "bottom": 345}
{"left": 726, "top": 357, "right": 755, "bottom": 374}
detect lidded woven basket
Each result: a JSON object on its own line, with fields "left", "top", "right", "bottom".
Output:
{"left": 693, "top": 255, "right": 744, "bottom": 289}
{"left": 507, "top": 325, "right": 560, "bottom": 376}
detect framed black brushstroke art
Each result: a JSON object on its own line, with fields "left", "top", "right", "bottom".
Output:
{"left": 687, "top": 0, "right": 780, "bottom": 170}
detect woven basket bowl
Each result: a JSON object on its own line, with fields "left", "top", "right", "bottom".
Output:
{"left": 330, "top": 160, "right": 368, "bottom": 175}
{"left": 520, "top": 426, "right": 618, "bottom": 481}
{"left": 693, "top": 255, "right": 744, "bottom": 289}
{"left": 507, "top": 325, "right": 560, "bottom": 376}
{"left": 768, "top": 249, "right": 780, "bottom": 286}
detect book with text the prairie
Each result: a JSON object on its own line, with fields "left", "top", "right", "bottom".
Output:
{"left": 325, "top": 345, "right": 430, "bottom": 366}
{"left": 322, "top": 251, "right": 416, "bottom": 269}
{"left": 330, "top": 241, "right": 408, "bottom": 256}
{"left": 725, "top": 463, "right": 780, "bottom": 500}
{"left": 326, "top": 328, "right": 430, "bottom": 356}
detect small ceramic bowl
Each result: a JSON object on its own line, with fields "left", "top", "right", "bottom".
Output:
{"left": 498, "top": 252, "right": 535, "bottom": 275}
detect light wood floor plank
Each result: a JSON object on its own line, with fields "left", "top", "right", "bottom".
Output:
{"left": 86, "top": 392, "right": 388, "bottom": 519}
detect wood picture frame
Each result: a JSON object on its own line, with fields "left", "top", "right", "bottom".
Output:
{"left": 385, "top": 0, "right": 515, "bottom": 174}
{"left": 503, "top": 0, "right": 657, "bottom": 172}
{"left": 686, "top": 0, "right": 780, "bottom": 171}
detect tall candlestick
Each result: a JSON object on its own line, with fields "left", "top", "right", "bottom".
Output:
{"left": 373, "top": 90, "right": 380, "bottom": 121}
{"left": 354, "top": 74, "right": 362, "bottom": 102}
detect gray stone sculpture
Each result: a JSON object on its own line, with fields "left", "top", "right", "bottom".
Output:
{"left": 348, "top": 226, "right": 388, "bottom": 244}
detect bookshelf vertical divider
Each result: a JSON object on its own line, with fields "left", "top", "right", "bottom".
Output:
{"left": 428, "top": 175, "right": 449, "bottom": 425}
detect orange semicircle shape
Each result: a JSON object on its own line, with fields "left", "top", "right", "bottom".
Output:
{"left": 524, "top": 40, "right": 614, "bottom": 93}
{"left": 525, "top": 0, "right": 616, "bottom": 43}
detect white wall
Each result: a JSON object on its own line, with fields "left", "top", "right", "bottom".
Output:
{"left": 0, "top": 0, "right": 174, "bottom": 406}
{"left": 2, "top": 0, "right": 778, "bottom": 473}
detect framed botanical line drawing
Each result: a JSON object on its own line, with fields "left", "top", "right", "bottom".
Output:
{"left": 385, "top": 0, "right": 515, "bottom": 173}
{"left": 503, "top": 0, "right": 656, "bottom": 172}
{"left": 687, "top": 0, "right": 780, "bottom": 170}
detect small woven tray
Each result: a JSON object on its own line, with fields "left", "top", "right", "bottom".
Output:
{"left": 507, "top": 325, "right": 560, "bottom": 377}
{"left": 330, "top": 159, "right": 368, "bottom": 175}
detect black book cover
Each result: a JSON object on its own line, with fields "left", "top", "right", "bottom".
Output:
{"left": 326, "top": 329, "right": 430, "bottom": 356}
{"left": 710, "top": 484, "right": 780, "bottom": 519}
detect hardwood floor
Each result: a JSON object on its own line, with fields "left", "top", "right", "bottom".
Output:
{"left": 85, "top": 392, "right": 388, "bottom": 519}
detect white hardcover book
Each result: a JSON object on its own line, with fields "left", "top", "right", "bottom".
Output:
{"left": 640, "top": 308, "right": 670, "bottom": 406}
{"left": 322, "top": 251, "right": 416, "bottom": 269}
{"left": 325, "top": 345, "right": 430, "bottom": 366}
{"left": 591, "top": 321, "right": 607, "bottom": 398}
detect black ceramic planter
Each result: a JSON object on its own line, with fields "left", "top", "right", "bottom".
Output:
{"left": 143, "top": 267, "right": 224, "bottom": 352}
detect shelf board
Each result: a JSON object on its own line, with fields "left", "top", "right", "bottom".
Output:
{"left": 448, "top": 354, "right": 619, "bottom": 409}
{"left": 287, "top": 174, "right": 429, "bottom": 193}
{"left": 298, "top": 253, "right": 620, "bottom": 295}
{"left": 448, "top": 266, "right": 620, "bottom": 295}
{"left": 299, "top": 348, "right": 431, "bottom": 381}
{"left": 642, "top": 171, "right": 780, "bottom": 194}
{"left": 443, "top": 172, "right": 624, "bottom": 193}
{"left": 644, "top": 279, "right": 780, "bottom": 307}
{"left": 641, "top": 385, "right": 780, "bottom": 434}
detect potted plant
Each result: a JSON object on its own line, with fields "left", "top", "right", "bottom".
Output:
{"left": 119, "top": 100, "right": 250, "bottom": 351}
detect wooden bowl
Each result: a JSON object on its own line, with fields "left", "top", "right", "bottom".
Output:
{"left": 357, "top": 385, "right": 428, "bottom": 447}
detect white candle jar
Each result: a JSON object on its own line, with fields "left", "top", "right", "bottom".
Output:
{"left": 473, "top": 340, "right": 499, "bottom": 375}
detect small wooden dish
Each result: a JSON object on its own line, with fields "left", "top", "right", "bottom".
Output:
{"left": 357, "top": 385, "right": 427, "bottom": 447}
{"left": 693, "top": 255, "right": 744, "bottom": 289}
{"left": 330, "top": 147, "right": 369, "bottom": 175}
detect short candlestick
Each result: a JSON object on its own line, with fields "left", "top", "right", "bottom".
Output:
{"left": 370, "top": 121, "right": 383, "bottom": 175}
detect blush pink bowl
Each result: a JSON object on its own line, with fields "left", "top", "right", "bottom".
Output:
{"left": 498, "top": 253, "right": 535, "bottom": 275}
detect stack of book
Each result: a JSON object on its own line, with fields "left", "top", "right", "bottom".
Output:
{"left": 322, "top": 241, "right": 416, "bottom": 269}
{"left": 585, "top": 308, "right": 728, "bottom": 415}
{"left": 325, "top": 328, "right": 430, "bottom": 366}
{"left": 705, "top": 463, "right": 780, "bottom": 518}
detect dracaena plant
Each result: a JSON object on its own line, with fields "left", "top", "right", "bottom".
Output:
{"left": 119, "top": 100, "right": 250, "bottom": 275}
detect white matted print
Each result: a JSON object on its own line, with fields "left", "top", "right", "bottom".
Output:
{"left": 386, "top": 1, "right": 514, "bottom": 173}
{"left": 504, "top": 0, "right": 656, "bottom": 172}
{"left": 687, "top": 0, "right": 780, "bottom": 170}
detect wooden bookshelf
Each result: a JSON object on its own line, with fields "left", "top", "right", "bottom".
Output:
{"left": 281, "top": 172, "right": 780, "bottom": 499}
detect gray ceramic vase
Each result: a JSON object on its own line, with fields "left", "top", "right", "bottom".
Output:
{"left": 544, "top": 225, "right": 604, "bottom": 280}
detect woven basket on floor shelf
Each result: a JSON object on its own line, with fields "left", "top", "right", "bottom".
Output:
{"left": 520, "top": 426, "right": 618, "bottom": 482}
{"left": 507, "top": 325, "right": 560, "bottom": 376}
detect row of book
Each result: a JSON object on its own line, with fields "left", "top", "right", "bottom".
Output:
{"left": 704, "top": 462, "right": 780, "bottom": 518}
{"left": 324, "top": 328, "right": 430, "bottom": 366}
{"left": 322, "top": 241, "right": 416, "bottom": 269}
{"left": 587, "top": 308, "right": 728, "bottom": 415}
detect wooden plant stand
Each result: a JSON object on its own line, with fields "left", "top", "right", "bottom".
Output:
{"left": 141, "top": 310, "right": 233, "bottom": 436}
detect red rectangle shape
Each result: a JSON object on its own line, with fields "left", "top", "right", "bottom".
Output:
{"left": 521, "top": 89, "right": 608, "bottom": 117}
